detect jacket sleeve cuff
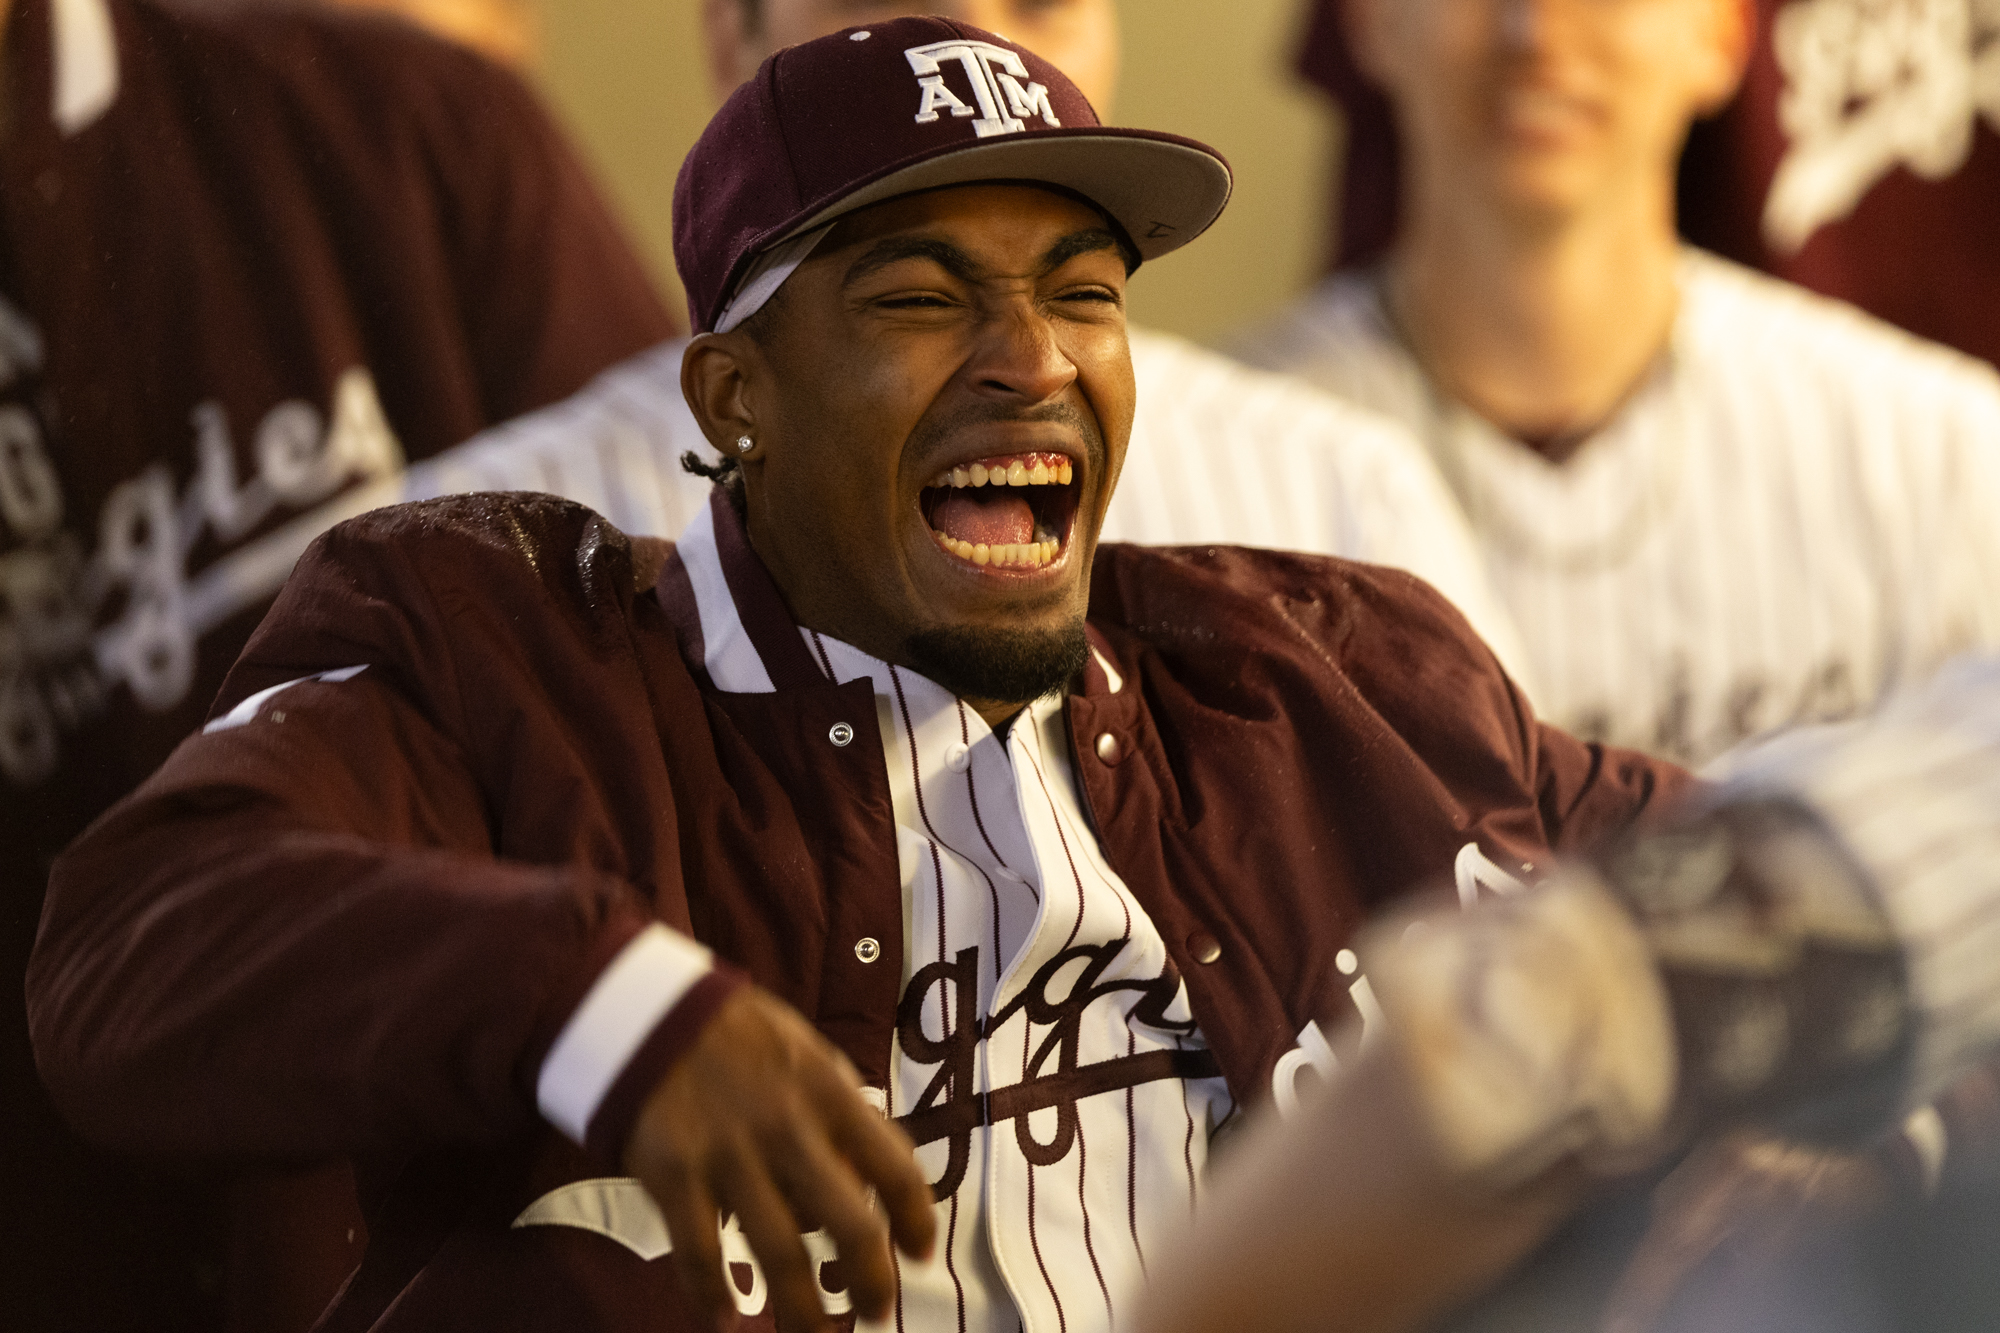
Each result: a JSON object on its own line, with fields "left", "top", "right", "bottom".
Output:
{"left": 581, "top": 967, "right": 749, "bottom": 1166}
{"left": 535, "top": 924, "right": 746, "bottom": 1160}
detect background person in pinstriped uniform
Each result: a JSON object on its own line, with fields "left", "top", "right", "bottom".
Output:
{"left": 1236, "top": 0, "right": 2000, "bottom": 768}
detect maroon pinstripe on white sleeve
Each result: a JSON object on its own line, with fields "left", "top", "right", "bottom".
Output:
{"left": 1718, "top": 656, "right": 2000, "bottom": 1107}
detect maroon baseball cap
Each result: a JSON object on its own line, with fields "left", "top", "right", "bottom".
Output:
{"left": 673, "top": 16, "right": 1234, "bottom": 334}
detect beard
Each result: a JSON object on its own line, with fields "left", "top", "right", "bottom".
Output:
{"left": 903, "top": 618, "right": 1090, "bottom": 710}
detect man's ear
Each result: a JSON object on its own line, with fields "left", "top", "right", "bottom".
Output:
{"left": 681, "top": 333, "right": 765, "bottom": 458}
{"left": 701, "top": 0, "right": 759, "bottom": 104}
{"left": 1688, "top": 0, "right": 1755, "bottom": 117}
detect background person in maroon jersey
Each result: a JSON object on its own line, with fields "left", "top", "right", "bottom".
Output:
{"left": 0, "top": 0, "right": 674, "bottom": 1328}
{"left": 1675, "top": 0, "right": 2000, "bottom": 370}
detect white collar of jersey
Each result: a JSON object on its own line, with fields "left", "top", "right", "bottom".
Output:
{"left": 671, "top": 490, "right": 1067, "bottom": 733}
{"left": 51, "top": 0, "right": 119, "bottom": 136}
{"left": 673, "top": 498, "right": 779, "bottom": 694}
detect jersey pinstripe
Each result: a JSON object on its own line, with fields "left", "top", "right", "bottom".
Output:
{"left": 417, "top": 327, "right": 1539, "bottom": 693}
{"left": 1233, "top": 249, "right": 2000, "bottom": 764}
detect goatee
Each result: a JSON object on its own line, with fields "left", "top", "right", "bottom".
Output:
{"left": 903, "top": 619, "right": 1090, "bottom": 711}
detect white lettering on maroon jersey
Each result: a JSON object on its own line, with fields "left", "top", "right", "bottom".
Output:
{"left": 0, "top": 342, "right": 406, "bottom": 784}
{"left": 1765, "top": 0, "right": 2000, "bottom": 251}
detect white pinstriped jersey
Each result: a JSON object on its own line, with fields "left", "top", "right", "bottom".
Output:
{"left": 670, "top": 500, "right": 1233, "bottom": 1333}
{"left": 410, "top": 327, "right": 1538, "bottom": 692}
{"left": 1233, "top": 250, "right": 2000, "bottom": 765}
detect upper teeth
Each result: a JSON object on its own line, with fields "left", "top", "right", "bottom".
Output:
{"left": 933, "top": 459, "right": 1073, "bottom": 488}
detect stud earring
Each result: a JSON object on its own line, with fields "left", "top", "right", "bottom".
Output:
{"left": 734, "top": 435, "right": 754, "bottom": 455}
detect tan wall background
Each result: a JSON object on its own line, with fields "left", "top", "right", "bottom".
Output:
{"left": 520, "top": 0, "right": 1340, "bottom": 345}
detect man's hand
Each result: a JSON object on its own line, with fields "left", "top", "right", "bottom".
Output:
{"left": 623, "top": 986, "right": 936, "bottom": 1330}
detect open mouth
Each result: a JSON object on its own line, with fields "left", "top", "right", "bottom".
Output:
{"left": 919, "top": 451, "right": 1080, "bottom": 572}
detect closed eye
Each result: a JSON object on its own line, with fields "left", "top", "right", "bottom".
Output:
{"left": 1053, "top": 287, "right": 1123, "bottom": 314}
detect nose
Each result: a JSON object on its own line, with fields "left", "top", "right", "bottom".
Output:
{"left": 965, "top": 299, "right": 1077, "bottom": 406}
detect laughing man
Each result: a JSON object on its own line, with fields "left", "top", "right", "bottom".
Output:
{"left": 29, "top": 20, "right": 1691, "bottom": 1333}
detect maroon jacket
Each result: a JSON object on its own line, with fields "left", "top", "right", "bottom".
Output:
{"left": 29, "top": 492, "right": 1691, "bottom": 1331}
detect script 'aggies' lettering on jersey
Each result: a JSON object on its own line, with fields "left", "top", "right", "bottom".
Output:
{"left": 645, "top": 502, "right": 1232, "bottom": 1333}
{"left": 834, "top": 640, "right": 1229, "bottom": 1333}
{"left": 906, "top": 38, "right": 1063, "bottom": 137}
{"left": 1234, "top": 248, "right": 2000, "bottom": 766}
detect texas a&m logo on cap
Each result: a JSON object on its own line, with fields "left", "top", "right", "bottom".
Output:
{"left": 906, "top": 39, "right": 1062, "bottom": 139}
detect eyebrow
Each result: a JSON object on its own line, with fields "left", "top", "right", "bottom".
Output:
{"left": 1040, "top": 228, "right": 1125, "bottom": 272}
{"left": 844, "top": 237, "right": 983, "bottom": 288}
{"left": 842, "top": 228, "right": 1128, "bottom": 289}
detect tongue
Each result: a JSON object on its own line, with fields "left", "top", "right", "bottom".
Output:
{"left": 932, "top": 490, "right": 1035, "bottom": 547}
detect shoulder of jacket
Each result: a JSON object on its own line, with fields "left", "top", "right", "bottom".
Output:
{"left": 312, "top": 492, "right": 646, "bottom": 599}
{"left": 1087, "top": 544, "right": 1522, "bottom": 769}
{"left": 1092, "top": 542, "right": 1482, "bottom": 663}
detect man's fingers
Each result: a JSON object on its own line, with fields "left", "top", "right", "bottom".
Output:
{"left": 656, "top": 1174, "right": 737, "bottom": 1331}
{"left": 721, "top": 1155, "right": 829, "bottom": 1332}
{"left": 825, "top": 1092, "right": 936, "bottom": 1260}
{"left": 625, "top": 988, "right": 935, "bottom": 1325}
{"left": 770, "top": 1132, "right": 900, "bottom": 1320}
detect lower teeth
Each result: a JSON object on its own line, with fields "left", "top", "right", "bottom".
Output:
{"left": 934, "top": 532, "right": 1058, "bottom": 568}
